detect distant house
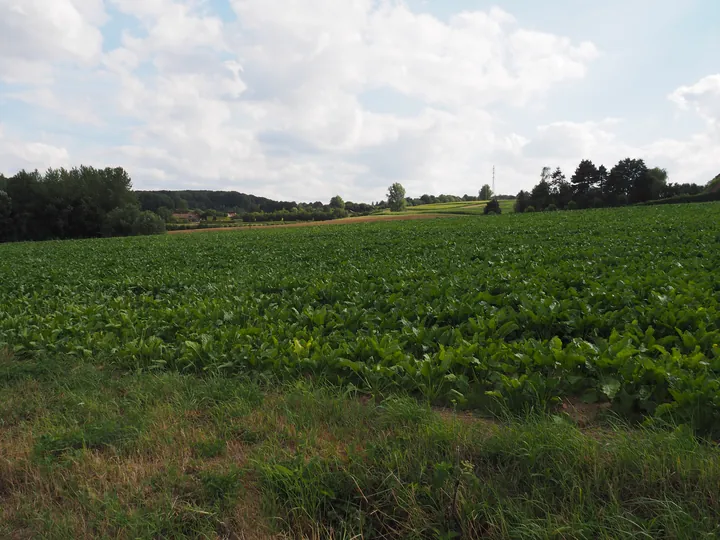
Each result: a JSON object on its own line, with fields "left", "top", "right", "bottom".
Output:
{"left": 227, "top": 212, "right": 238, "bottom": 219}
{"left": 172, "top": 212, "right": 201, "bottom": 222}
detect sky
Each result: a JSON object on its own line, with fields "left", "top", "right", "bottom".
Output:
{"left": 0, "top": 0, "right": 718, "bottom": 203}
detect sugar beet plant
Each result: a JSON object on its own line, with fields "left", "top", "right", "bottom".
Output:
{"left": 1, "top": 204, "right": 719, "bottom": 433}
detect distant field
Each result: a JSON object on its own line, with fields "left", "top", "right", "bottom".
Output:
{"left": 2, "top": 202, "right": 720, "bottom": 538}
{"left": 377, "top": 199, "right": 515, "bottom": 215}
{"left": 168, "top": 213, "right": 451, "bottom": 234}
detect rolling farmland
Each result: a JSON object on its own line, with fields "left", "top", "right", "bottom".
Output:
{"left": 2, "top": 203, "right": 720, "bottom": 538}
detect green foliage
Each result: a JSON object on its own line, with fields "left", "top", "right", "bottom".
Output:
{"left": 132, "top": 211, "right": 167, "bottom": 236}
{"left": 1, "top": 205, "right": 720, "bottom": 435}
{"left": 524, "top": 205, "right": 536, "bottom": 213}
{"left": 545, "top": 203, "right": 558, "bottom": 212}
{"left": 2, "top": 166, "right": 136, "bottom": 242}
{"left": 567, "top": 200, "right": 578, "bottom": 210}
{"left": 707, "top": 173, "right": 720, "bottom": 193}
{"left": 479, "top": 184, "right": 493, "bottom": 200}
{"left": 387, "top": 183, "right": 407, "bottom": 212}
{"left": 329, "top": 195, "right": 345, "bottom": 209}
{"left": 103, "top": 205, "right": 141, "bottom": 237}
{"left": 483, "top": 198, "right": 501, "bottom": 214}
{"left": 525, "top": 160, "right": 704, "bottom": 212}
{"left": 155, "top": 206, "right": 173, "bottom": 222}
{"left": 570, "top": 159, "right": 599, "bottom": 194}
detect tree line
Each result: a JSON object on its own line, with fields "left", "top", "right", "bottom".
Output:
{"left": 0, "top": 167, "right": 165, "bottom": 243}
{"left": 514, "top": 159, "right": 707, "bottom": 213}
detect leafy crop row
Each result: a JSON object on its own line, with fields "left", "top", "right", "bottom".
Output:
{"left": 1, "top": 204, "right": 719, "bottom": 433}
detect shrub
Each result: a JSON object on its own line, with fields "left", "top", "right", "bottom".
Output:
{"left": 546, "top": 203, "right": 558, "bottom": 212}
{"left": 567, "top": 200, "right": 578, "bottom": 211}
{"left": 132, "top": 211, "right": 167, "bottom": 236}
{"left": 103, "top": 205, "right": 141, "bottom": 237}
{"left": 525, "top": 205, "right": 536, "bottom": 213}
{"left": 483, "top": 199, "right": 502, "bottom": 215}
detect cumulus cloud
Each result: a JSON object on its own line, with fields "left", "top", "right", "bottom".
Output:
{"left": 0, "top": 125, "right": 71, "bottom": 170}
{"left": 669, "top": 74, "right": 720, "bottom": 126}
{"left": 0, "top": 0, "right": 104, "bottom": 83}
{"left": 0, "top": 0, "right": 716, "bottom": 200}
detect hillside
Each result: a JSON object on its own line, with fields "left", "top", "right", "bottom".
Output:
{"left": 706, "top": 173, "right": 720, "bottom": 193}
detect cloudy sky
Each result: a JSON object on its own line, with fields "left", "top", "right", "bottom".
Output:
{"left": 1, "top": 0, "right": 718, "bottom": 202}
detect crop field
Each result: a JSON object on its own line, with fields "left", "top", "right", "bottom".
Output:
{"left": 2, "top": 203, "right": 720, "bottom": 538}
{"left": 381, "top": 199, "right": 516, "bottom": 215}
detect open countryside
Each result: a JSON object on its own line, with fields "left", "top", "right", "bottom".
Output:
{"left": 3, "top": 0, "right": 720, "bottom": 538}
{"left": 2, "top": 201, "right": 720, "bottom": 538}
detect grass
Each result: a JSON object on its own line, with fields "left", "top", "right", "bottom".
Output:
{"left": 1, "top": 351, "right": 719, "bottom": 538}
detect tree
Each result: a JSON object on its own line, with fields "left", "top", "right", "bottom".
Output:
{"left": 484, "top": 198, "right": 501, "bottom": 214}
{"left": 540, "top": 166, "right": 552, "bottom": 184}
{"left": 550, "top": 167, "right": 566, "bottom": 188}
{"left": 479, "top": 184, "right": 493, "bottom": 200}
{"left": 103, "top": 205, "right": 141, "bottom": 237}
{"left": 606, "top": 158, "right": 648, "bottom": 204}
{"left": 156, "top": 206, "right": 173, "bottom": 222}
{"left": 646, "top": 168, "right": 668, "bottom": 200}
{"left": 597, "top": 165, "right": 608, "bottom": 194}
{"left": 570, "top": 160, "right": 599, "bottom": 195}
{"left": 132, "top": 211, "right": 167, "bottom": 236}
{"left": 0, "top": 190, "right": 12, "bottom": 241}
{"left": 514, "top": 190, "right": 530, "bottom": 213}
{"left": 329, "top": 195, "right": 345, "bottom": 209}
{"left": 387, "top": 183, "right": 407, "bottom": 212}
{"left": 530, "top": 178, "right": 552, "bottom": 210}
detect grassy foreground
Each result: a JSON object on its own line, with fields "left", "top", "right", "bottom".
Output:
{"left": 2, "top": 351, "right": 720, "bottom": 539}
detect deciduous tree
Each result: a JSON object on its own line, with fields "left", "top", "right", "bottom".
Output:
{"left": 387, "top": 183, "right": 407, "bottom": 212}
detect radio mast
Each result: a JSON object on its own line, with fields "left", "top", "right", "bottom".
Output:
{"left": 492, "top": 166, "right": 495, "bottom": 196}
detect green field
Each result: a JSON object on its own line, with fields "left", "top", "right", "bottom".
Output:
{"left": 378, "top": 199, "right": 516, "bottom": 215}
{"left": 2, "top": 203, "right": 720, "bottom": 538}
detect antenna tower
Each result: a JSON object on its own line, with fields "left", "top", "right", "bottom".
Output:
{"left": 492, "top": 166, "right": 495, "bottom": 196}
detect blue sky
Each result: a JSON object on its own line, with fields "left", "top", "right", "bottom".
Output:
{"left": 0, "top": 0, "right": 718, "bottom": 201}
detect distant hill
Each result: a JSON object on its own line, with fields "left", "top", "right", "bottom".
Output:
{"left": 135, "top": 190, "right": 298, "bottom": 213}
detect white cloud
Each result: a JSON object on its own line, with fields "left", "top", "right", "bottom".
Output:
{"left": 0, "top": 0, "right": 104, "bottom": 76}
{"left": 0, "top": 0, "right": 715, "bottom": 200}
{"left": 669, "top": 74, "right": 720, "bottom": 126}
{"left": 0, "top": 125, "right": 71, "bottom": 170}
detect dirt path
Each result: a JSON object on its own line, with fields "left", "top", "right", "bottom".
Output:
{"left": 168, "top": 213, "right": 452, "bottom": 234}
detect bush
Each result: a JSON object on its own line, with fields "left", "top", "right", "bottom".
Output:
{"left": 132, "top": 211, "right": 166, "bottom": 236}
{"left": 483, "top": 199, "right": 501, "bottom": 215}
{"left": 525, "top": 206, "right": 536, "bottom": 213}
{"left": 567, "top": 200, "right": 578, "bottom": 211}
{"left": 103, "top": 205, "right": 141, "bottom": 237}
{"left": 546, "top": 203, "right": 558, "bottom": 212}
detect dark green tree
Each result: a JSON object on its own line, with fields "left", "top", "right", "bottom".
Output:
{"left": 530, "top": 178, "right": 552, "bottom": 210}
{"left": 329, "top": 195, "right": 345, "bottom": 209}
{"left": 570, "top": 160, "right": 599, "bottom": 195}
{"left": 103, "top": 205, "right": 141, "bottom": 237}
{"left": 387, "top": 183, "right": 407, "bottom": 212}
{"left": 479, "top": 184, "right": 493, "bottom": 200}
{"left": 0, "top": 190, "right": 12, "bottom": 241}
{"left": 484, "top": 198, "right": 501, "bottom": 214}
{"left": 646, "top": 168, "right": 668, "bottom": 200}
{"left": 514, "top": 190, "right": 530, "bottom": 213}
{"left": 597, "top": 165, "right": 608, "bottom": 194}
{"left": 155, "top": 206, "right": 173, "bottom": 222}
{"left": 132, "top": 211, "right": 167, "bottom": 236}
{"left": 606, "top": 158, "right": 648, "bottom": 204}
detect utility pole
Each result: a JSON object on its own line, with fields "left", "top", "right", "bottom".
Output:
{"left": 492, "top": 166, "right": 496, "bottom": 196}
